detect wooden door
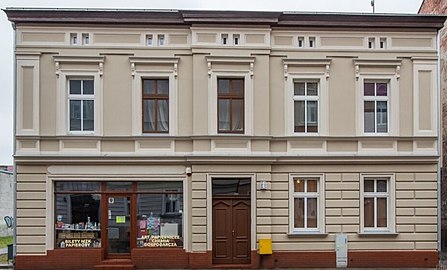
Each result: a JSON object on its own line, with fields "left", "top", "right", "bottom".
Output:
{"left": 212, "top": 198, "right": 251, "bottom": 264}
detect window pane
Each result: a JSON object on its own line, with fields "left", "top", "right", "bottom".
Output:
{"left": 364, "top": 82, "right": 374, "bottom": 96}
{"left": 143, "top": 100, "right": 155, "bottom": 132}
{"left": 307, "top": 198, "right": 318, "bottom": 228}
{"left": 364, "top": 101, "right": 375, "bottom": 133}
{"left": 294, "top": 82, "right": 305, "bottom": 96}
{"left": 307, "top": 180, "right": 317, "bottom": 192}
{"left": 294, "top": 101, "right": 305, "bottom": 132}
{"left": 364, "top": 180, "right": 374, "bottom": 192}
{"left": 138, "top": 182, "right": 183, "bottom": 192}
{"left": 55, "top": 194, "right": 101, "bottom": 248}
{"left": 231, "top": 79, "right": 244, "bottom": 96}
{"left": 232, "top": 99, "right": 244, "bottom": 131}
{"left": 377, "top": 198, "right": 387, "bottom": 227}
{"left": 69, "top": 100, "right": 81, "bottom": 131}
{"left": 143, "top": 80, "right": 156, "bottom": 95}
{"left": 307, "top": 101, "right": 318, "bottom": 133}
{"left": 55, "top": 182, "right": 100, "bottom": 192}
{"left": 158, "top": 80, "right": 169, "bottom": 95}
{"left": 83, "top": 80, "right": 94, "bottom": 95}
{"left": 69, "top": 80, "right": 81, "bottom": 95}
{"left": 83, "top": 100, "right": 94, "bottom": 131}
{"left": 218, "top": 79, "right": 229, "bottom": 94}
{"left": 377, "top": 180, "right": 387, "bottom": 192}
{"left": 364, "top": 197, "right": 374, "bottom": 227}
{"left": 137, "top": 194, "right": 183, "bottom": 248}
{"left": 218, "top": 99, "right": 230, "bottom": 131}
{"left": 376, "top": 83, "right": 388, "bottom": 96}
{"left": 294, "top": 178, "right": 305, "bottom": 192}
{"left": 307, "top": 83, "right": 318, "bottom": 96}
{"left": 157, "top": 100, "right": 169, "bottom": 132}
{"left": 376, "top": 101, "right": 388, "bottom": 133}
{"left": 212, "top": 179, "right": 251, "bottom": 195}
{"left": 294, "top": 198, "right": 304, "bottom": 228}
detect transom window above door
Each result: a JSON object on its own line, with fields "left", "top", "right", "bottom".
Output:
{"left": 217, "top": 78, "right": 244, "bottom": 133}
{"left": 142, "top": 79, "right": 169, "bottom": 133}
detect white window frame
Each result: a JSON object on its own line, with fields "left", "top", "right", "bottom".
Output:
{"left": 285, "top": 73, "right": 329, "bottom": 136}
{"left": 67, "top": 77, "right": 95, "bottom": 134}
{"left": 360, "top": 174, "right": 396, "bottom": 234}
{"left": 289, "top": 174, "right": 325, "bottom": 234}
{"left": 293, "top": 80, "right": 320, "bottom": 134}
{"left": 362, "top": 80, "right": 390, "bottom": 134}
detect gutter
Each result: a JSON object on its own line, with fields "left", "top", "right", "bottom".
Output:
{"left": 11, "top": 21, "right": 17, "bottom": 260}
{"left": 437, "top": 28, "right": 442, "bottom": 253}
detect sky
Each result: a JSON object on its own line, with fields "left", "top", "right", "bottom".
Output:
{"left": 0, "top": 0, "right": 424, "bottom": 165}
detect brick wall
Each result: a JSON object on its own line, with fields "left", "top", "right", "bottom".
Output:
{"left": 419, "top": 0, "right": 447, "bottom": 250}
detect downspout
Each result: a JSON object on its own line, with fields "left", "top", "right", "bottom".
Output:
{"left": 437, "top": 28, "right": 442, "bottom": 253}
{"left": 11, "top": 21, "right": 17, "bottom": 259}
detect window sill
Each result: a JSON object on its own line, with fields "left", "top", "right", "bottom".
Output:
{"left": 358, "top": 232, "right": 399, "bottom": 237}
{"left": 287, "top": 232, "right": 328, "bottom": 238}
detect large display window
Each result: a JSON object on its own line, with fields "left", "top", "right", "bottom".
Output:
{"left": 54, "top": 182, "right": 102, "bottom": 248}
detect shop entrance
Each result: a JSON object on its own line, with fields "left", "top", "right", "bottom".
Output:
{"left": 105, "top": 195, "right": 132, "bottom": 257}
{"left": 212, "top": 178, "right": 251, "bottom": 265}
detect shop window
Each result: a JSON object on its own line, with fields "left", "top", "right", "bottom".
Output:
{"left": 136, "top": 181, "right": 183, "bottom": 248}
{"left": 142, "top": 79, "right": 169, "bottom": 133}
{"left": 55, "top": 181, "right": 101, "bottom": 248}
{"left": 217, "top": 78, "right": 244, "bottom": 133}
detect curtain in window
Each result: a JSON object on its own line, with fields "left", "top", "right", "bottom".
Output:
{"left": 143, "top": 100, "right": 155, "bottom": 131}
{"left": 219, "top": 99, "right": 230, "bottom": 130}
{"left": 232, "top": 99, "right": 243, "bottom": 131}
{"left": 157, "top": 100, "right": 169, "bottom": 131}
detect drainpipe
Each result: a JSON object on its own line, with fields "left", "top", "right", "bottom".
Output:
{"left": 11, "top": 21, "right": 17, "bottom": 259}
{"left": 437, "top": 28, "right": 442, "bottom": 253}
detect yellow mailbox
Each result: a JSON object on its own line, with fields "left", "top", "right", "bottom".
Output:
{"left": 258, "top": 238, "right": 272, "bottom": 255}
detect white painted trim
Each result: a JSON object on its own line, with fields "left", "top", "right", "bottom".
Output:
{"left": 206, "top": 174, "right": 257, "bottom": 252}
{"left": 288, "top": 174, "right": 325, "bottom": 234}
{"left": 359, "top": 173, "right": 396, "bottom": 234}
{"left": 413, "top": 62, "right": 438, "bottom": 136}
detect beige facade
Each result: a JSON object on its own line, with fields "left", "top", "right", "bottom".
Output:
{"left": 5, "top": 8, "right": 446, "bottom": 269}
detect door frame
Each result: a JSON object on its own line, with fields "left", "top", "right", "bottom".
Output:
{"left": 102, "top": 193, "right": 137, "bottom": 258}
{"left": 206, "top": 174, "right": 256, "bottom": 260}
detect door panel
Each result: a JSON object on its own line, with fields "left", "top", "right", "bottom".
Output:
{"left": 107, "top": 196, "right": 131, "bottom": 255}
{"left": 212, "top": 198, "right": 250, "bottom": 265}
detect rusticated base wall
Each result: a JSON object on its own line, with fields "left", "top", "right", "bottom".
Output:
{"left": 14, "top": 249, "right": 438, "bottom": 269}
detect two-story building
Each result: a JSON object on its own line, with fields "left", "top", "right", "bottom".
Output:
{"left": 4, "top": 8, "right": 446, "bottom": 269}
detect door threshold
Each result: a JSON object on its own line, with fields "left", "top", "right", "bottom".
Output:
{"left": 212, "top": 263, "right": 252, "bottom": 268}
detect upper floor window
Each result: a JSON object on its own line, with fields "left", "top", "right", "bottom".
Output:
{"left": 218, "top": 78, "right": 244, "bottom": 133}
{"left": 294, "top": 81, "right": 319, "bottom": 133}
{"left": 363, "top": 81, "right": 388, "bottom": 133}
{"left": 142, "top": 79, "right": 169, "bottom": 133}
{"left": 68, "top": 79, "right": 94, "bottom": 132}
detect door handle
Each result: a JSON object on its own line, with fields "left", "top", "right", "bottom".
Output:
{"left": 232, "top": 229, "right": 235, "bottom": 236}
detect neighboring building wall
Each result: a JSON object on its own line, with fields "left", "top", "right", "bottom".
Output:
{"left": 0, "top": 167, "right": 14, "bottom": 237}
{"left": 419, "top": 0, "right": 447, "bottom": 250}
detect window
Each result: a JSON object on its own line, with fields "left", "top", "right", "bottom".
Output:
{"left": 379, "top": 37, "right": 387, "bottom": 49}
{"left": 158, "top": 34, "right": 165, "bottom": 46}
{"left": 233, "top": 34, "right": 240, "bottom": 45}
{"left": 294, "top": 81, "right": 319, "bottom": 133}
{"left": 70, "top": 33, "right": 78, "bottom": 45}
{"left": 55, "top": 182, "right": 102, "bottom": 248}
{"left": 298, "top": 36, "right": 304, "bottom": 48}
{"left": 221, "top": 34, "right": 229, "bottom": 45}
{"left": 309, "top": 37, "right": 316, "bottom": 48}
{"left": 82, "top": 33, "right": 90, "bottom": 45}
{"left": 291, "top": 177, "right": 321, "bottom": 232}
{"left": 146, "top": 34, "right": 153, "bottom": 46}
{"left": 368, "top": 37, "right": 375, "bottom": 49}
{"left": 363, "top": 81, "right": 388, "bottom": 133}
{"left": 142, "top": 79, "right": 169, "bottom": 133}
{"left": 68, "top": 79, "right": 94, "bottom": 132}
{"left": 218, "top": 78, "right": 244, "bottom": 133}
{"left": 137, "top": 182, "right": 183, "bottom": 248}
{"left": 362, "top": 177, "right": 392, "bottom": 232}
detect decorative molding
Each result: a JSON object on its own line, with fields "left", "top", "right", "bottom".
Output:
{"left": 206, "top": 55, "right": 256, "bottom": 78}
{"left": 353, "top": 59, "right": 402, "bottom": 81}
{"left": 128, "top": 56, "right": 180, "bottom": 78}
{"left": 282, "top": 58, "right": 332, "bottom": 79}
{"left": 53, "top": 55, "right": 105, "bottom": 77}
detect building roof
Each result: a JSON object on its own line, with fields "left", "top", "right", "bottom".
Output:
{"left": 3, "top": 8, "right": 446, "bottom": 30}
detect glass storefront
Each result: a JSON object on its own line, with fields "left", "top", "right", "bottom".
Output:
{"left": 54, "top": 181, "right": 184, "bottom": 250}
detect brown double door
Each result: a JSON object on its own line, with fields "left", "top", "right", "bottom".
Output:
{"left": 212, "top": 197, "right": 251, "bottom": 264}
